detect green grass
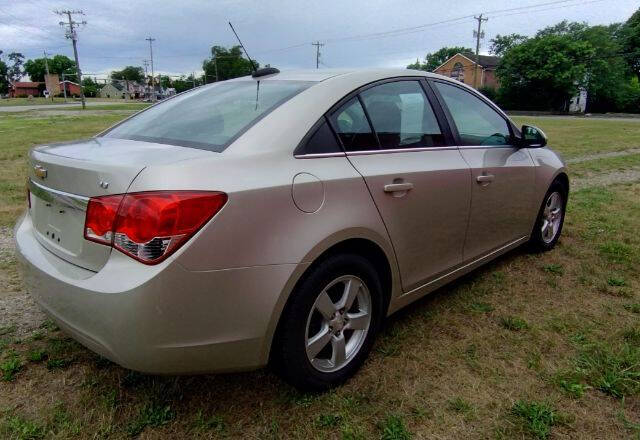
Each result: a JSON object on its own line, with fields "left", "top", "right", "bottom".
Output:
{"left": 511, "top": 116, "right": 640, "bottom": 159}
{"left": 511, "top": 400, "right": 561, "bottom": 439}
{"left": 126, "top": 403, "right": 175, "bottom": 437}
{"left": 499, "top": 316, "right": 529, "bottom": 331}
{"left": 378, "top": 414, "right": 411, "bottom": 440}
{"left": 576, "top": 342, "right": 640, "bottom": 398}
{"left": 542, "top": 263, "right": 564, "bottom": 275}
{"left": 0, "top": 350, "right": 22, "bottom": 381}
{"left": 0, "top": 415, "right": 45, "bottom": 440}
{"left": 448, "top": 397, "right": 474, "bottom": 414}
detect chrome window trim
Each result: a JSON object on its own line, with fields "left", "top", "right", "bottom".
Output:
{"left": 295, "top": 146, "right": 459, "bottom": 159}
{"left": 28, "top": 178, "right": 89, "bottom": 212}
{"left": 294, "top": 152, "right": 347, "bottom": 159}
{"left": 346, "top": 146, "right": 458, "bottom": 156}
{"left": 458, "top": 144, "right": 516, "bottom": 150}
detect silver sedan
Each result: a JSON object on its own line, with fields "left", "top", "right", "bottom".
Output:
{"left": 15, "top": 68, "right": 568, "bottom": 390}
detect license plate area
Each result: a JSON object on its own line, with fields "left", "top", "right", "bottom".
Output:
{"left": 31, "top": 190, "right": 86, "bottom": 257}
{"left": 28, "top": 179, "right": 112, "bottom": 272}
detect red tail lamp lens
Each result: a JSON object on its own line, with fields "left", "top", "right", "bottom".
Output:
{"left": 85, "top": 194, "right": 124, "bottom": 244}
{"left": 84, "top": 191, "right": 227, "bottom": 264}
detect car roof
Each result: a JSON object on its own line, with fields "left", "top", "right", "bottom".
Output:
{"left": 227, "top": 68, "right": 437, "bottom": 83}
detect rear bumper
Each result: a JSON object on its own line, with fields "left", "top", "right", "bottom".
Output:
{"left": 14, "top": 211, "right": 301, "bottom": 374}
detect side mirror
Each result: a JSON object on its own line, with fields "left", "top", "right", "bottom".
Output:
{"left": 520, "top": 125, "right": 547, "bottom": 148}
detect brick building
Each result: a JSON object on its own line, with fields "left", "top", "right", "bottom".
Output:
{"left": 433, "top": 53, "right": 500, "bottom": 89}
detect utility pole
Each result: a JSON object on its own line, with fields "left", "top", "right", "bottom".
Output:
{"left": 192, "top": 72, "right": 196, "bottom": 89}
{"left": 56, "top": 9, "right": 87, "bottom": 109}
{"left": 145, "top": 37, "right": 156, "bottom": 102}
{"left": 43, "top": 50, "right": 52, "bottom": 101}
{"left": 61, "top": 72, "right": 67, "bottom": 102}
{"left": 473, "top": 14, "right": 488, "bottom": 89}
{"left": 142, "top": 59, "right": 149, "bottom": 99}
{"left": 311, "top": 41, "right": 324, "bottom": 69}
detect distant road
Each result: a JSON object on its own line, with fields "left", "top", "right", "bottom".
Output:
{"left": 0, "top": 101, "right": 141, "bottom": 113}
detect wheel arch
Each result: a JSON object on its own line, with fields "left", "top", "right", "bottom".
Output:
{"left": 553, "top": 171, "right": 570, "bottom": 194}
{"left": 262, "top": 232, "right": 399, "bottom": 365}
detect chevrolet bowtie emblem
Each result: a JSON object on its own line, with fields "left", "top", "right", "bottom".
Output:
{"left": 34, "top": 165, "right": 47, "bottom": 179}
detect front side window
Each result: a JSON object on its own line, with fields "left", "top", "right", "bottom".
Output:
{"left": 360, "top": 81, "right": 445, "bottom": 149}
{"left": 103, "top": 80, "right": 313, "bottom": 152}
{"left": 434, "top": 81, "right": 511, "bottom": 146}
{"left": 328, "top": 97, "right": 377, "bottom": 151}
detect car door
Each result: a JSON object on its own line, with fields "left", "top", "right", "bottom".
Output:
{"left": 430, "top": 80, "right": 535, "bottom": 261}
{"left": 328, "top": 79, "right": 471, "bottom": 292}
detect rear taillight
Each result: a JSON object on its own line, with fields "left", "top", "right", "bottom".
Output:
{"left": 85, "top": 194, "right": 123, "bottom": 244}
{"left": 84, "top": 191, "right": 227, "bottom": 264}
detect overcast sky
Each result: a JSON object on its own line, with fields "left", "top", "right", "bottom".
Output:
{"left": 0, "top": 0, "right": 637, "bottom": 79}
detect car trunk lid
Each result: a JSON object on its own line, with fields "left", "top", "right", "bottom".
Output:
{"left": 28, "top": 137, "right": 212, "bottom": 271}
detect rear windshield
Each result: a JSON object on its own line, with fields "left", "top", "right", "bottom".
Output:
{"left": 102, "top": 80, "right": 313, "bottom": 152}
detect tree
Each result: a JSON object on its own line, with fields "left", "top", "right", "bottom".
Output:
{"left": 496, "top": 34, "right": 594, "bottom": 110}
{"left": 7, "top": 52, "right": 24, "bottom": 82}
{"left": 528, "top": 20, "right": 635, "bottom": 112}
{"left": 202, "top": 45, "right": 258, "bottom": 81}
{"left": 489, "top": 34, "right": 528, "bottom": 56}
{"left": 173, "top": 74, "right": 203, "bottom": 93}
{"left": 0, "top": 58, "right": 7, "bottom": 94}
{"left": 111, "top": 66, "right": 144, "bottom": 82}
{"left": 158, "top": 75, "right": 172, "bottom": 89}
{"left": 82, "top": 77, "right": 100, "bottom": 97}
{"left": 535, "top": 20, "right": 588, "bottom": 38}
{"left": 620, "top": 7, "right": 640, "bottom": 81}
{"left": 24, "top": 55, "right": 76, "bottom": 82}
{"left": 407, "top": 46, "right": 473, "bottom": 72}
{"left": 579, "top": 24, "right": 630, "bottom": 112}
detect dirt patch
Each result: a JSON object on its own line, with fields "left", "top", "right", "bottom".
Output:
{"left": 567, "top": 147, "right": 640, "bottom": 164}
{"left": 0, "top": 226, "right": 45, "bottom": 337}
{"left": 572, "top": 167, "right": 640, "bottom": 189}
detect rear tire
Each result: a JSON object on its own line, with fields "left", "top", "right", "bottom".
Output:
{"left": 274, "top": 253, "right": 384, "bottom": 391}
{"left": 528, "top": 180, "right": 567, "bottom": 252}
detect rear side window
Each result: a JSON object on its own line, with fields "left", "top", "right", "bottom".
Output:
{"left": 360, "top": 81, "right": 445, "bottom": 149}
{"left": 328, "top": 98, "right": 378, "bottom": 152}
{"left": 434, "top": 81, "right": 511, "bottom": 146}
{"left": 103, "top": 80, "right": 313, "bottom": 152}
{"left": 297, "top": 120, "right": 342, "bottom": 155}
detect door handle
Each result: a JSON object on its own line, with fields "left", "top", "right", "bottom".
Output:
{"left": 476, "top": 174, "right": 495, "bottom": 184}
{"left": 384, "top": 182, "right": 414, "bottom": 193}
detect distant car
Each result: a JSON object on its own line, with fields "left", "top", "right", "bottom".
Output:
{"left": 15, "top": 68, "right": 568, "bottom": 390}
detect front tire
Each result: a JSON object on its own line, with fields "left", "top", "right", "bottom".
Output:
{"left": 274, "top": 254, "right": 384, "bottom": 391}
{"left": 529, "top": 180, "right": 567, "bottom": 252}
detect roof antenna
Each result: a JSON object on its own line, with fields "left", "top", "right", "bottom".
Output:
{"left": 228, "top": 22, "right": 257, "bottom": 73}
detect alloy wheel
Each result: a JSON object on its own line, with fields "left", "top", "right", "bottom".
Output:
{"left": 541, "top": 191, "right": 563, "bottom": 244}
{"left": 304, "top": 275, "right": 372, "bottom": 373}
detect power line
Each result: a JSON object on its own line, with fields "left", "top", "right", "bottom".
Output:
{"left": 317, "top": 0, "right": 587, "bottom": 45}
